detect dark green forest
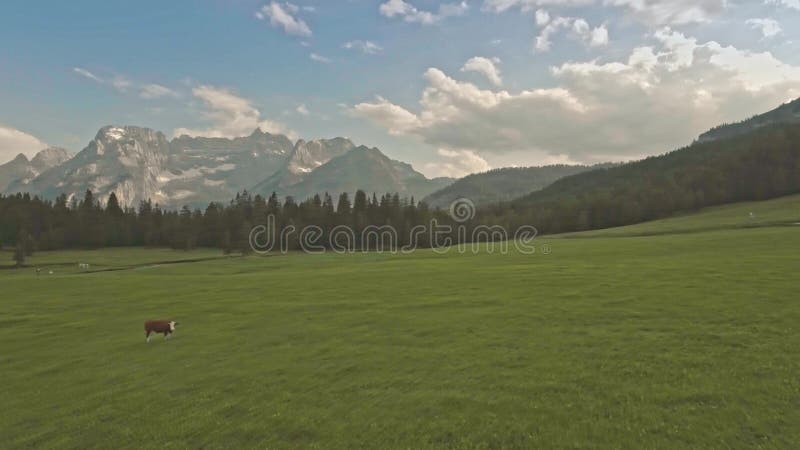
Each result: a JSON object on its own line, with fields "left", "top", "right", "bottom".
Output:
{"left": 481, "top": 123, "right": 800, "bottom": 234}
{"left": 2, "top": 123, "right": 799, "bottom": 263}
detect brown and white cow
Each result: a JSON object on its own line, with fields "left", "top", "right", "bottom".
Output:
{"left": 144, "top": 320, "right": 178, "bottom": 342}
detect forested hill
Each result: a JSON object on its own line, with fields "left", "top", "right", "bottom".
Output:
{"left": 422, "top": 164, "right": 603, "bottom": 208}
{"left": 697, "top": 97, "right": 800, "bottom": 143}
{"left": 485, "top": 122, "right": 800, "bottom": 234}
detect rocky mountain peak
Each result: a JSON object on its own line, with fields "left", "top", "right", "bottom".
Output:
{"left": 87, "top": 126, "right": 171, "bottom": 164}
{"left": 31, "top": 147, "right": 71, "bottom": 171}
{"left": 287, "top": 138, "right": 356, "bottom": 175}
{"left": 11, "top": 153, "right": 29, "bottom": 164}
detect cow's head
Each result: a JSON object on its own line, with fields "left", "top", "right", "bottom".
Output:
{"left": 169, "top": 321, "right": 177, "bottom": 331}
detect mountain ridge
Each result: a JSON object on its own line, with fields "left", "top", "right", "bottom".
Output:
{"left": 422, "top": 164, "right": 607, "bottom": 209}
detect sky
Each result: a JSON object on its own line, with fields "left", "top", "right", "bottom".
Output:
{"left": 1, "top": 0, "right": 799, "bottom": 177}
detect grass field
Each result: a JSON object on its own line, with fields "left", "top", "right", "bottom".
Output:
{"left": 2, "top": 198, "right": 799, "bottom": 448}
{"left": 558, "top": 193, "right": 800, "bottom": 238}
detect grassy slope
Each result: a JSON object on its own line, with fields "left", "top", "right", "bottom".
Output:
{"left": 1, "top": 204, "right": 799, "bottom": 447}
{"left": 557, "top": 193, "right": 800, "bottom": 238}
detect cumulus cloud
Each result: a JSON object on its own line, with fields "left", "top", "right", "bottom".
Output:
{"left": 484, "top": 0, "right": 727, "bottom": 26}
{"left": 461, "top": 56, "right": 503, "bottom": 86}
{"left": 343, "top": 40, "right": 384, "bottom": 55}
{"left": 746, "top": 18, "right": 782, "bottom": 38}
{"left": 424, "top": 149, "right": 492, "bottom": 178}
{"left": 296, "top": 104, "right": 310, "bottom": 116}
{"left": 256, "top": 2, "right": 312, "bottom": 36}
{"left": 535, "top": 15, "right": 608, "bottom": 52}
{"left": 379, "top": 0, "right": 469, "bottom": 25}
{"left": 350, "top": 96, "right": 422, "bottom": 135}
{"left": 173, "top": 85, "right": 295, "bottom": 139}
{"left": 0, "top": 125, "right": 47, "bottom": 164}
{"left": 352, "top": 29, "right": 800, "bottom": 164}
{"left": 535, "top": 9, "right": 550, "bottom": 25}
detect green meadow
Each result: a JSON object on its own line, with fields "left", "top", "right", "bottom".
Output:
{"left": 2, "top": 197, "right": 799, "bottom": 448}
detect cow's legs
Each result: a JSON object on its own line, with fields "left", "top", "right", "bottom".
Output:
{"left": 146, "top": 330, "right": 152, "bottom": 343}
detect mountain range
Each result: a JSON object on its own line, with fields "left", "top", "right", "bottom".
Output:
{"left": 1, "top": 126, "right": 452, "bottom": 208}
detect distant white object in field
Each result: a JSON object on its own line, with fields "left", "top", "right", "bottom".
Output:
{"left": 48, "top": 270, "right": 53, "bottom": 275}
{"left": 749, "top": 212, "right": 756, "bottom": 219}
{"left": 78, "top": 263, "right": 90, "bottom": 270}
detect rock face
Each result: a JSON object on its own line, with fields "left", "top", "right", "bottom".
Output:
{"left": 0, "top": 147, "right": 71, "bottom": 192}
{"left": 3, "top": 125, "right": 451, "bottom": 207}
{"left": 167, "top": 128, "right": 292, "bottom": 206}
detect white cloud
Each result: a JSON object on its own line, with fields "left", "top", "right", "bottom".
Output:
{"left": 535, "top": 9, "right": 550, "bottom": 25}
{"left": 352, "top": 30, "right": 800, "bottom": 165}
{"left": 461, "top": 56, "right": 503, "bottom": 86}
{"left": 590, "top": 24, "right": 609, "bottom": 46}
{"left": 73, "top": 68, "right": 177, "bottom": 100}
{"left": 379, "top": 0, "right": 469, "bottom": 25}
{"left": 483, "top": 0, "right": 727, "bottom": 26}
{"left": 483, "top": 0, "right": 594, "bottom": 13}
{"left": 350, "top": 96, "right": 422, "bottom": 135}
{"left": 424, "top": 149, "right": 492, "bottom": 178}
{"left": 73, "top": 67, "right": 102, "bottom": 83}
{"left": 746, "top": 18, "right": 782, "bottom": 38}
{"left": 343, "top": 40, "right": 384, "bottom": 55}
{"left": 0, "top": 125, "right": 47, "bottom": 164}
{"left": 296, "top": 104, "right": 310, "bottom": 116}
{"left": 535, "top": 16, "right": 609, "bottom": 52}
{"left": 110, "top": 76, "right": 132, "bottom": 93}
{"left": 140, "top": 84, "right": 179, "bottom": 99}
{"left": 256, "top": 2, "right": 312, "bottom": 37}
{"left": 309, "top": 53, "right": 332, "bottom": 63}
{"left": 605, "top": 0, "right": 727, "bottom": 25}
{"left": 766, "top": 0, "right": 800, "bottom": 10}
{"left": 173, "top": 85, "right": 296, "bottom": 139}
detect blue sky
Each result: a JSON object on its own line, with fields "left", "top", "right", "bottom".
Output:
{"left": 2, "top": 0, "right": 800, "bottom": 176}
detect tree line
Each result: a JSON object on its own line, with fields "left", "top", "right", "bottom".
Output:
{"left": 0, "top": 189, "right": 459, "bottom": 265}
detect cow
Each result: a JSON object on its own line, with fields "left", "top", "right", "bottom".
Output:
{"left": 144, "top": 320, "right": 178, "bottom": 342}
